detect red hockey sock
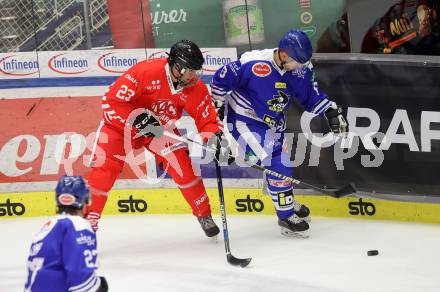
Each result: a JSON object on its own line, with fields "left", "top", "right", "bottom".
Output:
{"left": 88, "top": 192, "right": 108, "bottom": 215}
{"left": 179, "top": 178, "right": 211, "bottom": 217}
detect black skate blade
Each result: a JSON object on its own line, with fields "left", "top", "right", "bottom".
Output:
{"left": 227, "top": 254, "right": 252, "bottom": 268}
{"left": 332, "top": 183, "right": 357, "bottom": 198}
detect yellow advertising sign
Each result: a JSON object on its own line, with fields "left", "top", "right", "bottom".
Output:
{"left": 2, "top": 189, "right": 440, "bottom": 224}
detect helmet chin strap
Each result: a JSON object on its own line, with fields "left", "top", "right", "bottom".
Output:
{"left": 171, "top": 65, "right": 189, "bottom": 87}
{"left": 277, "top": 50, "right": 286, "bottom": 70}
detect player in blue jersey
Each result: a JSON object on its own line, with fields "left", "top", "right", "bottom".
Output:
{"left": 211, "top": 30, "right": 348, "bottom": 236}
{"left": 24, "top": 176, "right": 108, "bottom": 292}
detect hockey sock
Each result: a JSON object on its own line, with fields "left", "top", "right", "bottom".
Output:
{"left": 179, "top": 177, "right": 211, "bottom": 217}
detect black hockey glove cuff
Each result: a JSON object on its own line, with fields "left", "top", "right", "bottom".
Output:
{"left": 324, "top": 102, "right": 348, "bottom": 137}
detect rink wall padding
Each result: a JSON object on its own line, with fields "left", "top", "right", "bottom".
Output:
{"left": 1, "top": 52, "right": 440, "bottom": 223}
{"left": 287, "top": 54, "right": 440, "bottom": 197}
{"left": 2, "top": 189, "right": 440, "bottom": 224}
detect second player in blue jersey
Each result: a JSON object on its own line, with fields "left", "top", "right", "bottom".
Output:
{"left": 211, "top": 30, "right": 348, "bottom": 236}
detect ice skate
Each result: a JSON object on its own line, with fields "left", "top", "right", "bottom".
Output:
{"left": 278, "top": 214, "right": 309, "bottom": 238}
{"left": 197, "top": 215, "right": 220, "bottom": 238}
{"left": 293, "top": 201, "right": 311, "bottom": 223}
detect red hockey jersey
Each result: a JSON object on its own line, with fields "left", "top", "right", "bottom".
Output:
{"left": 101, "top": 58, "right": 221, "bottom": 139}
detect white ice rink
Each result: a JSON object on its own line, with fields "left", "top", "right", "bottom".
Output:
{"left": 2, "top": 215, "right": 440, "bottom": 292}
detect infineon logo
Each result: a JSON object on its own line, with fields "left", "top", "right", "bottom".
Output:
{"left": 97, "top": 52, "right": 138, "bottom": 73}
{"left": 0, "top": 55, "right": 39, "bottom": 76}
{"left": 202, "top": 51, "right": 232, "bottom": 72}
{"left": 48, "top": 53, "right": 89, "bottom": 74}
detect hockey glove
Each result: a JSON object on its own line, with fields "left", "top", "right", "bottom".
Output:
{"left": 132, "top": 110, "right": 164, "bottom": 138}
{"left": 207, "top": 132, "right": 234, "bottom": 165}
{"left": 324, "top": 102, "right": 348, "bottom": 137}
{"left": 213, "top": 99, "right": 225, "bottom": 121}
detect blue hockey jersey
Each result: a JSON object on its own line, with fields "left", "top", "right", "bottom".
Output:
{"left": 211, "top": 49, "right": 332, "bottom": 130}
{"left": 24, "top": 215, "right": 101, "bottom": 292}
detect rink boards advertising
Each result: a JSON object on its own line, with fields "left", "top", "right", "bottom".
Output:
{"left": 285, "top": 54, "right": 440, "bottom": 197}
{"left": 1, "top": 50, "right": 440, "bottom": 224}
{"left": 3, "top": 189, "right": 440, "bottom": 224}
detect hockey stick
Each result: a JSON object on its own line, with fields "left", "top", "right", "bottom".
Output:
{"left": 161, "top": 131, "right": 356, "bottom": 198}
{"left": 131, "top": 109, "right": 356, "bottom": 198}
{"left": 215, "top": 158, "right": 252, "bottom": 267}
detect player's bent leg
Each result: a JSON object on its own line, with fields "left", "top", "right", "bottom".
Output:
{"left": 177, "top": 176, "right": 220, "bottom": 238}
{"left": 267, "top": 147, "right": 312, "bottom": 233}
{"left": 86, "top": 124, "right": 127, "bottom": 231}
{"left": 86, "top": 159, "right": 124, "bottom": 232}
{"left": 158, "top": 147, "right": 220, "bottom": 237}
{"left": 267, "top": 184, "right": 310, "bottom": 237}
{"left": 267, "top": 176, "right": 312, "bottom": 222}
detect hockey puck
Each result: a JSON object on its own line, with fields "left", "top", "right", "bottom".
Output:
{"left": 367, "top": 250, "right": 379, "bottom": 256}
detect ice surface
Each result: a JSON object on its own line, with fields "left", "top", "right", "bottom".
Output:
{"left": 2, "top": 215, "right": 440, "bottom": 292}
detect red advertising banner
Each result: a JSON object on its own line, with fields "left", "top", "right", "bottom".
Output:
{"left": 0, "top": 96, "right": 194, "bottom": 187}
{"left": 0, "top": 96, "right": 101, "bottom": 183}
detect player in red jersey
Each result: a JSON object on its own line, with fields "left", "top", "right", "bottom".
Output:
{"left": 85, "top": 40, "right": 227, "bottom": 237}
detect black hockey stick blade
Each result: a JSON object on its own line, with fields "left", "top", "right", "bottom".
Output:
{"left": 332, "top": 183, "right": 357, "bottom": 198}
{"left": 227, "top": 253, "right": 252, "bottom": 268}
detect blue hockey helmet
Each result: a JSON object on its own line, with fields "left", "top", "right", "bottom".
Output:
{"left": 278, "top": 30, "right": 313, "bottom": 64}
{"left": 55, "top": 176, "right": 90, "bottom": 209}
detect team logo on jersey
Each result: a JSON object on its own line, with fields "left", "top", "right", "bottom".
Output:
{"left": 151, "top": 100, "right": 177, "bottom": 117}
{"left": 252, "top": 62, "right": 271, "bottom": 77}
{"left": 267, "top": 90, "right": 290, "bottom": 113}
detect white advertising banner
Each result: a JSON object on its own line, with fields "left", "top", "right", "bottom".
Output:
{"left": 0, "top": 48, "right": 237, "bottom": 80}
